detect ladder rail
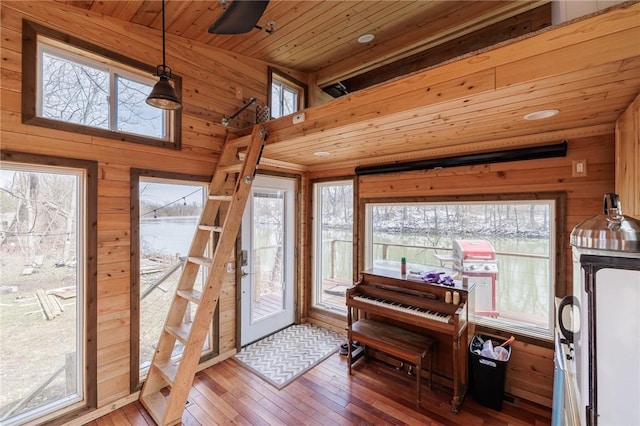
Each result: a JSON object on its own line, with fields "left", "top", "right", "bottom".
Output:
{"left": 182, "top": 138, "right": 248, "bottom": 258}
{"left": 140, "top": 125, "right": 268, "bottom": 425}
{"left": 156, "top": 126, "right": 266, "bottom": 419}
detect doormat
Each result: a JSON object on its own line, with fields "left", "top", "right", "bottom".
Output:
{"left": 234, "top": 323, "right": 345, "bottom": 389}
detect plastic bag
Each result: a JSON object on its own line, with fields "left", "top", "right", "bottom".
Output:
{"left": 476, "top": 337, "right": 510, "bottom": 360}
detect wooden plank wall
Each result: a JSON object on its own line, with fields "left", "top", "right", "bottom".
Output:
{"left": 0, "top": 0, "right": 300, "bottom": 413}
{"left": 308, "top": 134, "right": 616, "bottom": 408}
{"left": 0, "top": 0, "right": 621, "bottom": 419}
{"left": 615, "top": 93, "right": 640, "bottom": 218}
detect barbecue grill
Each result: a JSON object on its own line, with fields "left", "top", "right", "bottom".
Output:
{"left": 452, "top": 239, "right": 499, "bottom": 317}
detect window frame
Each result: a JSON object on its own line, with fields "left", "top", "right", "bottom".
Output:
{"left": 358, "top": 192, "right": 567, "bottom": 342}
{"left": 310, "top": 178, "right": 356, "bottom": 317}
{"left": 129, "top": 168, "right": 218, "bottom": 392}
{"left": 0, "top": 150, "right": 98, "bottom": 424}
{"left": 22, "top": 20, "right": 182, "bottom": 150}
{"left": 267, "top": 67, "right": 307, "bottom": 119}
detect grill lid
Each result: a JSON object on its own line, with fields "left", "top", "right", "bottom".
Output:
{"left": 570, "top": 193, "right": 640, "bottom": 252}
{"left": 452, "top": 239, "right": 495, "bottom": 260}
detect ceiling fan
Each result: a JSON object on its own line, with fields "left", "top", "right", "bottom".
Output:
{"left": 208, "top": 0, "right": 273, "bottom": 35}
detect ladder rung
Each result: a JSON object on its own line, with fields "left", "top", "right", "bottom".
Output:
{"left": 166, "top": 323, "right": 192, "bottom": 344}
{"left": 154, "top": 358, "right": 178, "bottom": 385}
{"left": 199, "top": 224, "right": 223, "bottom": 233}
{"left": 188, "top": 256, "right": 212, "bottom": 267}
{"left": 141, "top": 392, "right": 171, "bottom": 425}
{"left": 226, "top": 135, "right": 251, "bottom": 148}
{"left": 176, "top": 288, "right": 202, "bottom": 303}
{"left": 208, "top": 194, "right": 233, "bottom": 202}
{"left": 140, "top": 124, "right": 267, "bottom": 425}
{"left": 217, "top": 163, "right": 243, "bottom": 174}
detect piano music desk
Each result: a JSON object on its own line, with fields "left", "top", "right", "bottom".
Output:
{"left": 348, "top": 318, "right": 434, "bottom": 407}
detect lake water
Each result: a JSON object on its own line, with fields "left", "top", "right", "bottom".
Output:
{"left": 140, "top": 216, "right": 199, "bottom": 257}
{"left": 141, "top": 217, "right": 551, "bottom": 327}
{"left": 320, "top": 228, "right": 552, "bottom": 323}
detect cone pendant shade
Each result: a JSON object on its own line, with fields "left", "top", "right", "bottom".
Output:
{"left": 146, "top": 72, "right": 181, "bottom": 110}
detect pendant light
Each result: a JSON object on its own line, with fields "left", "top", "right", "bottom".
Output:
{"left": 146, "top": 0, "right": 182, "bottom": 110}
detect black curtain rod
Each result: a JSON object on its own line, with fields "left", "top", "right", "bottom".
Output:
{"left": 354, "top": 140, "right": 568, "bottom": 176}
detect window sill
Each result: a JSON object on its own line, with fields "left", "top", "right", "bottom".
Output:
{"left": 474, "top": 323, "right": 554, "bottom": 349}
{"left": 309, "top": 304, "right": 347, "bottom": 321}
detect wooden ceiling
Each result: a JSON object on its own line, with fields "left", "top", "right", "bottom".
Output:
{"left": 55, "top": 0, "right": 548, "bottom": 88}
{"left": 56, "top": 0, "right": 640, "bottom": 173}
{"left": 257, "top": 2, "right": 640, "bottom": 172}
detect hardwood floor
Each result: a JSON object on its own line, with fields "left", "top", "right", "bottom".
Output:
{"left": 87, "top": 353, "right": 551, "bottom": 425}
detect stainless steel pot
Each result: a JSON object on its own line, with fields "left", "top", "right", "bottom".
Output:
{"left": 570, "top": 193, "right": 640, "bottom": 252}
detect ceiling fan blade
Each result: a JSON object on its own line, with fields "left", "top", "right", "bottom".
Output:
{"left": 208, "top": 0, "right": 270, "bottom": 34}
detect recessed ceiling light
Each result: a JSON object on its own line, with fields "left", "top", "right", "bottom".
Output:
{"left": 313, "top": 151, "right": 330, "bottom": 157}
{"left": 523, "top": 109, "right": 560, "bottom": 120}
{"left": 357, "top": 34, "right": 375, "bottom": 44}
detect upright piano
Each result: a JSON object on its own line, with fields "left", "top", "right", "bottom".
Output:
{"left": 346, "top": 268, "right": 475, "bottom": 412}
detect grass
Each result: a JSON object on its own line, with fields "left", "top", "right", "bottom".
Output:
{"left": 0, "top": 253, "right": 78, "bottom": 420}
{"left": 0, "top": 250, "right": 185, "bottom": 422}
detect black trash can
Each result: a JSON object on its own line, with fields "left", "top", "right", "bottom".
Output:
{"left": 469, "top": 334, "right": 511, "bottom": 411}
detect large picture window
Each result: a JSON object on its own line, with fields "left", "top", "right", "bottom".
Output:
{"left": 363, "top": 194, "right": 564, "bottom": 340}
{"left": 0, "top": 152, "right": 97, "bottom": 425}
{"left": 22, "top": 20, "right": 181, "bottom": 149}
{"left": 130, "top": 170, "right": 216, "bottom": 391}
{"left": 312, "top": 181, "right": 354, "bottom": 313}
{"left": 137, "top": 179, "right": 211, "bottom": 377}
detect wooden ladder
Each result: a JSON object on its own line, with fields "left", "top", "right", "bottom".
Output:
{"left": 139, "top": 125, "right": 268, "bottom": 425}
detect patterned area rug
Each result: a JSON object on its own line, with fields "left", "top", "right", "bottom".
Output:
{"left": 234, "top": 323, "right": 345, "bottom": 389}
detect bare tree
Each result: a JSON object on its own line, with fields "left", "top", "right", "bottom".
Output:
{"left": 41, "top": 51, "right": 162, "bottom": 137}
{"left": 1, "top": 170, "right": 76, "bottom": 262}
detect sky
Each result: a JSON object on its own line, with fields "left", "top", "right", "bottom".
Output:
{"left": 139, "top": 182, "right": 204, "bottom": 205}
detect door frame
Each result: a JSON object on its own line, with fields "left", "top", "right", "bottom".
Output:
{"left": 236, "top": 172, "right": 301, "bottom": 348}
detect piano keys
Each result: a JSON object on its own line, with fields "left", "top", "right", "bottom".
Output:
{"left": 346, "top": 268, "right": 475, "bottom": 413}
{"left": 351, "top": 294, "right": 452, "bottom": 323}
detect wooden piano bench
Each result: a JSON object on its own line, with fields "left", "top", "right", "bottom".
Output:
{"left": 348, "top": 318, "right": 434, "bottom": 407}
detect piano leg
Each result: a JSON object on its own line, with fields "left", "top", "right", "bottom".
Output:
{"left": 415, "top": 357, "right": 422, "bottom": 408}
{"left": 347, "top": 306, "right": 353, "bottom": 375}
{"left": 451, "top": 336, "right": 462, "bottom": 413}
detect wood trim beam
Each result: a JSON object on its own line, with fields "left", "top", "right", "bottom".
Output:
{"left": 305, "top": 123, "right": 614, "bottom": 173}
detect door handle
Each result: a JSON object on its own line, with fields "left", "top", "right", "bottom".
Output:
{"left": 241, "top": 268, "right": 249, "bottom": 278}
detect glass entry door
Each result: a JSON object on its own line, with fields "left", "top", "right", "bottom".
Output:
{"left": 240, "top": 175, "right": 295, "bottom": 346}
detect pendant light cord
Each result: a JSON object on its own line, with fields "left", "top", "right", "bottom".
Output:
{"left": 146, "top": 0, "right": 181, "bottom": 108}
{"left": 161, "top": 0, "right": 166, "bottom": 71}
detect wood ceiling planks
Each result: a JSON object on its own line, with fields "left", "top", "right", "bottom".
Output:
{"left": 55, "top": 0, "right": 539, "bottom": 85}
{"left": 51, "top": 1, "right": 640, "bottom": 173}
{"left": 314, "top": 1, "right": 520, "bottom": 84}
{"left": 258, "top": 4, "right": 640, "bottom": 170}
